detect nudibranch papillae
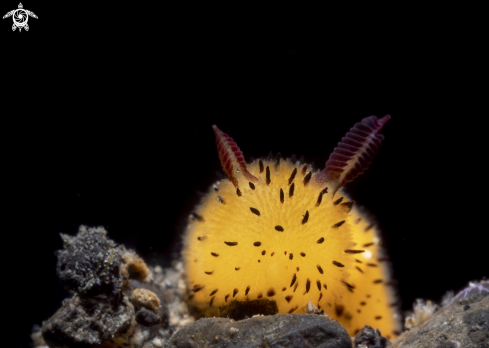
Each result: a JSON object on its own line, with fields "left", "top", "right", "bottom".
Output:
{"left": 183, "top": 116, "right": 402, "bottom": 338}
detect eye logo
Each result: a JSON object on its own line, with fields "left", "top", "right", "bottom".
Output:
{"left": 3, "top": 3, "right": 38, "bottom": 32}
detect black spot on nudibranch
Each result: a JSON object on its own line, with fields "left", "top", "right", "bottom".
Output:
{"left": 225, "top": 294, "right": 229, "bottom": 302}
{"left": 289, "top": 183, "right": 295, "bottom": 197}
{"left": 290, "top": 273, "right": 297, "bottom": 287}
{"left": 342, "top": 280, "right": 355, "bottom": 292}
{"left": 275, "top": 225, "right": 284, "bottom": 232}
{"left": 333, "top": 261, "right": 344, "bottom": 267}
{"left": 210, "top": 289, "right": 218, "bottom": 296}
{"left": 341, "top": 201, "right": 354, "bottom": 212}
{"left": 259, "top": 160, "right": 264, "bottom": 173}
{"left": 253, "top": 242, "right": 261, "bottom": 247}
{"left": 210, "top": 296, "right": 215, "bottom": 306}
{"left": 193, "top": 285, "right": 204, "bottom": 293}
{"left": 267, "top": 288, "right": 276, "bottom": 297}
{"left": 305, "top": 279, "right": 311, "bottom": 293}
{"left": 224, "top": 241, "right": 238, "bottom": 246}
{"left": 333, "top": 197, "right": 344, "bottom": 205}
{"left": 245, "top": 286, "right": 250, "bottom": 296}
{"left": 266, "top": 166, "right": 271, "bottom": 185}
{"left": 302, "top": 210, "right": 309, "bottom": 224}
{"left": 344, "top": 249, "right": 365, "bottom": 254}
{"left": 249, "top": 182, "right": 255, "bottom": 190}
{"left": 233, "top": 288, "right": 239, "bottom": 297}
{"left": 288, "top": 306, "right": 298, "bottom": 313}
{"left": 236, "top": 188, "right": 242, "bottom": 197}
{"left": 367, "top": 263, "right": 378, "bottom": 267}
{"left": 365, "top": 223, "right": 374, "bottom": 232}
{"left": 197, "top": 236, "right": 206, "bottom": 241}
{"left": 303, "top": 171, "right": 312, "bottom": 186}
{"left": 288, "top": 168, "right": 297, "bottom": 185}
{"left": 317, "top": 237, "right": 324, "bottom": 244}
{"left": 363, "top": 242, "right": 374, "bottom": 247}
{"left": 235, "top": 267, "right": 240, "bottom": 271}
{"left": 205, "top": 271, "right": 213, "bottom": 275}
{"left": 316, "top": 280, "right": 321, "bottom": 291}
{"left": 293, "top": 282, "right": 299, "bottom": 292}
{"left": 280, "top": 188, "right": 284, "bottom": 203}
{"left": 356, "top": 266, "right": 364, "bottom": 273}
{"left": 191, "top": 212, "right": 204, "bottom": 221}
{"left": 373, "top": 279, "right": 383, "bottom": 284}
{"left": 285, "top": 295, "right": 293, "bottom": 303}
{"left": 300, "top": 252, "right": 306, "bottom": 257}
{"left": 323, "top": 283, "right": 328, "bottom": 290}
{"left": 332, "top": 220, "right": 345, "bottom": 228}
{"left": 335, "top": 305, "right": 344, "bottom": 317}
{"left": 315, "top": 187, "right": 329, "bottom": 207}
{"left": 289, "top": 253, "right": 293, "bottom": 260}
{"left": 317, "top": 265, "right": 323, "bottom": 274}
{"left": 250, "top": 207, "right": 261, "bottom": 216}
{"left": 261, "top": 250, "right": 266, "bottom": 255}
{"left": 211, "top": 252, "right": 219, "bottom": 257}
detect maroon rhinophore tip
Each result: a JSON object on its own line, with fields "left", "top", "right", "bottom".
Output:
{"left": 212, "top": 125, "right": 258, "bottom": 188}
{"left": 315, "top": 115, "right": 390, "bottom": 193}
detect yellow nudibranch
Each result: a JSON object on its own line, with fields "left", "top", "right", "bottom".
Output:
{"left": 183, "top": 116, "right": 402, "bottom": 338}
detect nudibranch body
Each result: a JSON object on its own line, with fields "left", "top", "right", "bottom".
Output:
{"left": 183, "top": 116, "right": 402, "bottom": 338}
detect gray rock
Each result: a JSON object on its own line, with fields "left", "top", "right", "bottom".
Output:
{"left": 393, "top": 280, "right": 489, "bottom": 348}
{"left": 170, "top": 313, "right": 351, "bottom": 348}
{"left": 57, "top": 226, "right": 123, "bottom": 296}
{"left": 136, "top": 308, "right": 161, "bottom": 327}
{"left": 42, "top": 294, "right": 135, "bottom": 348}
{"left": 130, "top": 279, "right": 170, "bottom": 328}
{"left": 353, "top": 325, "right": 389, "bottom": 348}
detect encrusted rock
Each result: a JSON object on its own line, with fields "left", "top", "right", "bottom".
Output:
{"left": 353, "top": 325, "right": 390, "bottom": 348}
{"left": 57, "top": 226, "right": 123, "bottom": 296}
{"left": 42, "top": 294, "right": 135, "bottom": 348}
{"left": 131, "top": 288, "right": 161, "bottom": 313}
{"left": 170, "top": 313, "right": 352, "bottom": 348}
{"left": 122, "top": 251, "right": 152, "bottom": 282}
{"left": 130, "top": 280, "right": 170, "bottom": 328}
{"left": 42, "top": 226, "right": 174, "bottom": 348}
{"left": 393, "top": 280, "right": 489, "bottom": 348}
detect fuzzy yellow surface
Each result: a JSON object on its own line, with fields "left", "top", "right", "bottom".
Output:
{"left": 183, "top": 160, "right": 364, "bottom": 315}
{"left": 327, "top": 206, "right": 402, "bottom": 338}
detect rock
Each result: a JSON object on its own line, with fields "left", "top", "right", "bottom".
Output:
{"left": 353, "top": 325, "right": 389, "bottom": 348}
{"left": 130, "top": 280, "right": 170, "bottom": 328}
{"left": 393, "top": 280, "right": 489, "bottom": 348}
{"left": 57, "top": 226, "right": 123, "bottom": 296}
{"left": 136, "top": 308, "right": 161, "bottom": 327}
{"left": 42, "top": 294, "right": 135, "bottom": 348}
{"left": 131, "top": 288, "right": 161, "bottom": 313}
{"left": 122, "top": 251, "right": 152, "bottom": 282}
{"left": 43, "top": 226, "right": 174, "bottom": 348}
{"left": 170, "top": 313, "right": 352, "bottom": 348}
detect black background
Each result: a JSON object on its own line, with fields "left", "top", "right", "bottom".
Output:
{"left": 3, "top": 3, "right": 486, "bottom": 347}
